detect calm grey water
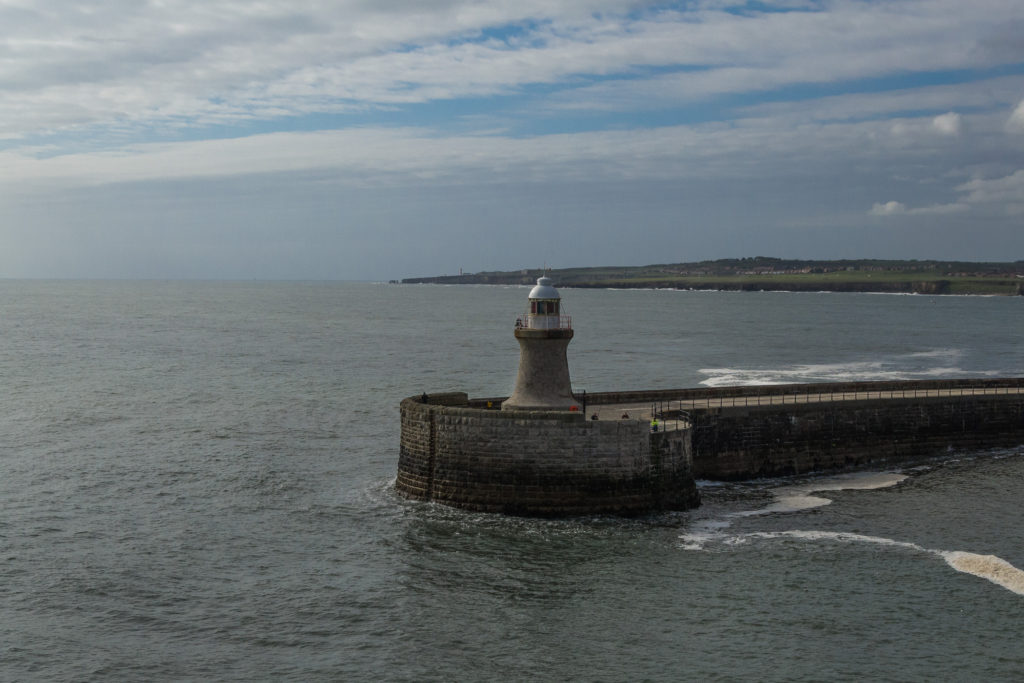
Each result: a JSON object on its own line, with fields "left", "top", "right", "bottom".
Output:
{"left": 1, "top": 281, "right": 1022, "bottom": 681}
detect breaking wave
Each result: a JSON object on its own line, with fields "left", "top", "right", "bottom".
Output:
{"left": 941, "top": 551, "right": 1024, "bottom": 595}
{"left": 744, "top": 532, "right": 1024, "bottom": 597}
{"left": 680, "top": 472, "right": 1024, "bottom": 596}
{"left": 679, "top": 472, "right": 906, "bottom": 548}
{"left": 697, "top": 348, "right": 1000, "bottom": 387}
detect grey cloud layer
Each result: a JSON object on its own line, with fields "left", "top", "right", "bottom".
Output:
{"left": 1, "top": 0, "right": 1023, "bottom": 279}
{"left": 2, "top": 0, "right": 1023, "bottom": 136}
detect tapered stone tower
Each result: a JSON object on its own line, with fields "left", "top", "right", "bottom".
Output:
{"left": 502, "top": 276, "right": 579, "bottom": 411}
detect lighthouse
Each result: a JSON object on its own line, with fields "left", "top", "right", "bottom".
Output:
{"left": 502, "top": 276, "right": 579, "bottom": 411}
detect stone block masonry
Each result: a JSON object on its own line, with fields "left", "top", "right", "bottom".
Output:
{"left": 397, "top": 379, "right": 1024, "bottom": 516}
{"left": 397, "top": 393, "right": 698, "bottom": 516}
{"left": 690, "top": 392, "right": 1024, "bottom": 480}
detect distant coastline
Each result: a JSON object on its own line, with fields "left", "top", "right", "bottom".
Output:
{"left": 397, "top": 258, "right": 1024, "bottom": 296}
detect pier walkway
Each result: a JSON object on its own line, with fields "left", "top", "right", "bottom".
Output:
{"left": 585, "top": 384, "right": 1024, "bottom": 431}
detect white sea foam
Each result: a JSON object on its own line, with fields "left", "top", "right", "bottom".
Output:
{"left": 698, "top": 362, "right": 915, "bottom": 387}
{"left": 778, "top": 471, "right": 909, "bottom": 494}
{"left": 762, "top": 472, "right": 909, "bottom": 513}
{"left": 747, "top": 530, "right": 924, "bottom": 553}
{"left": 697, "top": 348, "right": 980, "bottom": 387}
{"left": 678, "top": 519, "right": 733, "bottom": 550}
{"left": 941, "top": 551, "right": 1024, "bottom": 596}
{"left": 755, "top": 533, "right": 1024, "bottom": 596}
{"left": 761, "top": 494, "right": 833, "bottom": 513}
{"left": 680, "top": 474, "right": 1024, "bottom": 596}
{"left": 679, "top": 472, "right": 907, "bottom": 547}
{"left": 907, "top": 348, "right": 963, "bottom": 360}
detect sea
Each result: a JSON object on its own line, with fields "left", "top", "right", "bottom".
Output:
{"left": 1, "top": 280, "right": 1022, "bottom": 682}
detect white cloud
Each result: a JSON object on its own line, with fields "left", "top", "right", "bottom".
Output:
{"left": 871, "top": 201, "right": 907, "bottom": 215}
{"left": 1, "top": 0, "right": 1024, "bottom": 141}
{"left": 0, "top": 125, "right": 718, "bottom": 189}
{"left": 0, "top": 0, "right": 645, "bottom": 137}
{"left": 871, "top": 169, "right": 1024, "bottom": 217}
{"left": 870, "top": 200, "right": 969, "bottom": 216}
{"left": 1007, "top": 100, "right": 1024, "bottom": 133}
{"left": 739, "top": 76, "right": 1024, "bottom": 125}
{"left": 543, "top": 2, "right": 1024, "bottom": 114}
{"left": 957, "top": 169, "right": 1024, "bottom": 204}
{"left": 0, "top": 112, "right": 965, "bottom": 191}
{"left": 889, "top": 113, "right": 969, "bottom": 140}
{"left": 932, "top": 112, "right": 963, "bottom": 136}
{"left": 0, "top": 97, "right": 1018, "bottom": 198}
{"left": 2, "top": 0, "right": 1023, "bottom": 276}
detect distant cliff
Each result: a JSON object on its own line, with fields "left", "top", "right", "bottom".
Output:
{"left": 398, "top": 258, "right": 1024, "bottom": 296}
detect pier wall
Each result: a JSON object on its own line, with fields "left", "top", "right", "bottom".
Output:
{"left": 689, "top": 393, "right": 1024, "bottom": 480}
{"left": 397, "top": 379, "right": 1024, "bottom": 516}
{"left": 570, "top": 378, "right": 1024, "bottom": 480}
{"left": 397, "top": 393, "right": 697, "bottom": 516}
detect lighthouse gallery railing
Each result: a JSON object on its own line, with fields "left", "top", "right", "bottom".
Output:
{"left": 515, "top": 314, "right": 572, "bottom": 330}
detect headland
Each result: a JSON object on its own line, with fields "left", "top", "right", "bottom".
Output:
{"left": 398, "top": 257, "right": 1024, "bottom": 296}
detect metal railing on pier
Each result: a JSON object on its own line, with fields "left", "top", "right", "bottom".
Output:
{"left": 680, "top": 384, "right": 1024, "bottom": 411}
{"left": 649, "top": 400, "right": 692, "bottom": 432}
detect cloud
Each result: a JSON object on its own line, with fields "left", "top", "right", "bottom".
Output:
{"left": 871, "top": 201, "right": 907, "bottom": 215}
{"left": 739, "top": 76, "right": 1024, "bottom": 125}
{"left": 870, "top": 200, "right": 969, "bottom": 216}
{"left": 0, "top": 111, "right": 982, "bottom": 192}
{"left": 915, "top": 202, "right": 970, "bottom": 215}
{"left": 1008, "top": 100, "right": 1024, "bottom": 132}
{"left": 542, "top": 2, "right": 1024, "bottom": 115}
{"left": 957, "top": 169, "right": 1024, "bottom": 205}
{"left": 0, "top": 1, "right": 642, "bottom": 137}
{"left": 872, "top": 169, "right": 1024, "bottom": 217}
{"left": 889, "top": 112, "right": 970, "bottom": 140}
{"left": 0, "top": 125, "right": 743, "bottom": 189}
{"left": 2, "top": 0, "right": 1024, "bottom": 279}
{"left": 932, "top": 112, "right": 963, "bottom": 136}
{"left": 0, "top": 95, "right": 1019, "bottom": 197}
{"left": 2, "top": 0, "right": 1024, "bottom": 142}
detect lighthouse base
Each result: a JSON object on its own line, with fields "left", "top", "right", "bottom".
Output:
{"left": 503, "top": 328, "right": 579, "bottom": 411}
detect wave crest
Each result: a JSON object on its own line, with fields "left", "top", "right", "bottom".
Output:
{"left": 942, "top": 551, "right": 1024, "bottom": 596}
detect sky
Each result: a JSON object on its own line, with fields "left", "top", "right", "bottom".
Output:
{"left": 1, "top": 0, "right": 1023, "bottom": 280}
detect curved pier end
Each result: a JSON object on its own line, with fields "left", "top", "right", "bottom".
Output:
{"left": 397, "top": 393, "right": 699, "bottom": 517}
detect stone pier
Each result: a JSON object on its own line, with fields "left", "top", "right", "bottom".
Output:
{"left": 396, "top": 378, "right": 1024, "bottom": 516}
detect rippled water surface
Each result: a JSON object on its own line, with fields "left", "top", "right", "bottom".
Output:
{"left": 1, "top": 281, "right": 1022, "bottom": 681}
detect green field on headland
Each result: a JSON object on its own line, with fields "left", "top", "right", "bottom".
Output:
{"left": 400, "top": 258, "right": 1024, "bottom": 295}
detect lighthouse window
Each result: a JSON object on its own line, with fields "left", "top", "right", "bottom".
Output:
{"left": 531, "top": 301, "right": 559, "bottom": 315}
